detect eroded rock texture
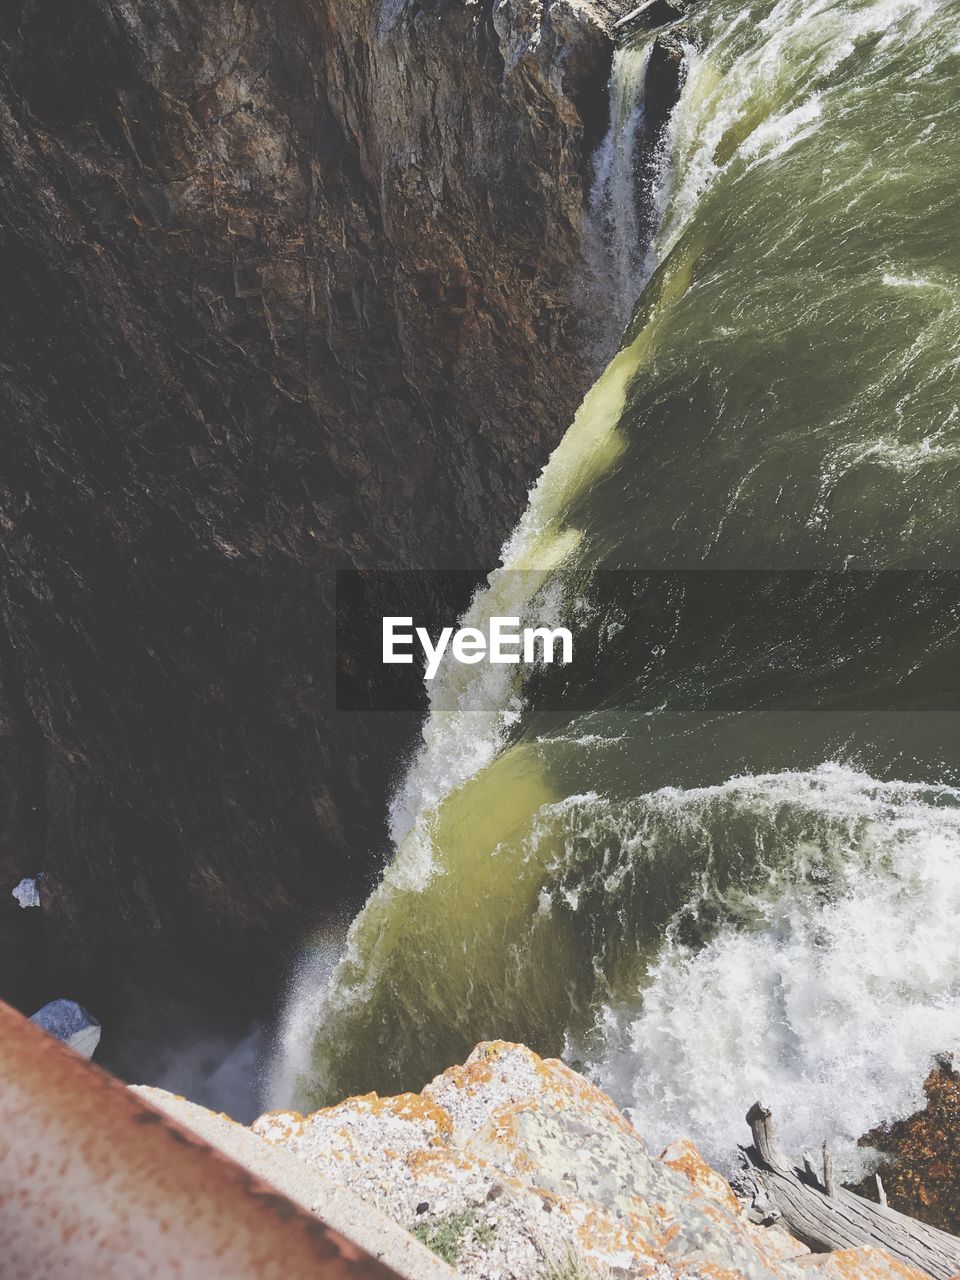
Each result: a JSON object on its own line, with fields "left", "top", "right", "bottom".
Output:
{"left": 0, "top": 0, "right": 626, "bottom": 1034}
{"left": 853, "top": 1059, "right": 960, "bottom": 1235}
{"left": 243, "top": 1040, "right": 926, "bottom": 1280}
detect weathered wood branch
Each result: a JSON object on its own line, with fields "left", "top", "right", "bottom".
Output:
{"left": 822, "top": 1141, "right": 836, "bottom": 1199}
{"left": 739, "top": 1102, "right": 960, "bottom": 1280}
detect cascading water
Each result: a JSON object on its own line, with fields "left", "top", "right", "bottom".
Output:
{"left": 586, "top": 40, "right": 659, "bottom": 340}
{"left": 274, "top": 0, "right": 960, "bottom": 1178}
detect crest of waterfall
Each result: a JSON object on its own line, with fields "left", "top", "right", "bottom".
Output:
{"left": 586, "top": 42, "right": 657, "bottom": 346}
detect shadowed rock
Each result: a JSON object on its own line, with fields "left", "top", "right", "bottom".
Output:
{"left": 0, "top": 0, "right": 634, "bottom": 1049}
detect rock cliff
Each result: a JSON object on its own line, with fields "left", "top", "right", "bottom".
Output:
{"left": 0, "top": 0, "right": 639, "bottom": 1036}
{"left": 138, "top": 1040, "right": 937, "bottom": 1280}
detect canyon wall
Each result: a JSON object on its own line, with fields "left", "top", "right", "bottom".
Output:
{"left": 0, "top": 0, "right": 625, "bottom": 1034}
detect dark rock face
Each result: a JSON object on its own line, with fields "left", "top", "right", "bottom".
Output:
{"left": 0, "top": 657, "right": 49, "bottom": 1014}
{"left": 0, "top": 0, "right": 626, "bottom": 1038}
{"left": 853, "top": 1059, "right": 960, "bottom": 1233}
{"left": 645, "top": 30, "right": 690, "bottom": 137}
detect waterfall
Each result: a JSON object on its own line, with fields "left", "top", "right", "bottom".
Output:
{"left": 586, "top": 41, "right": 658, "bottom": 344}
{"left": 275, "top": 0, "right": 960, "bottom": 1178}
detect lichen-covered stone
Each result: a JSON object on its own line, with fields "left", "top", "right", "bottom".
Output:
{"left": 251, "top": 1042, "right": 927, "bottom": 1280}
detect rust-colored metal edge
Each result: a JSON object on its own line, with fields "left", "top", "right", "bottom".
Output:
{"left": 0, "top": 999, "right": 403, "bottom": 1279}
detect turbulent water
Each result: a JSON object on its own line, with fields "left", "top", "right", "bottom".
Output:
{"left": 276, "top": 0, "right": 960, "bottom": 1175}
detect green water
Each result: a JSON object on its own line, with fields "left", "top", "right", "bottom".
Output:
{"left": 592, "top": 0, "right": 960, "bottom": 569}
{"left": 287, "top": 0, "right": 960, "bottom": 1172}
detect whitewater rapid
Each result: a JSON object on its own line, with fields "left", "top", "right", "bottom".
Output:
{"left": 565, "top": 764, "right": 960, "bottom": 1174}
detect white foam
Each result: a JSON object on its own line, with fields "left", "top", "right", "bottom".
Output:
{"left": 265, "top": 933, "right": 348, "bottom": 1109}
{"left": 883, "top": 273, "right": 938, "bottom": 289}
{"left": 570, "top": 765, "right": 960, "bottom": 1176}
{"left": 652, "top": 0, "right": 939, "bottom": 264}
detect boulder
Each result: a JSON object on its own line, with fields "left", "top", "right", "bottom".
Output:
{"left": 249, "top": 1041, "right": 930, "bottom": 1280}
{"left": 29, "top": 999, "right": 101, "bottom": 1060}
{"left": 11, "top": 877, "right": 40, "bottom": 909}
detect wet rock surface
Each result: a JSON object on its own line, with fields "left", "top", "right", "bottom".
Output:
{"left": 0, "top": 0, "right": 639, "bottom": 1041}
{"left": 852, "top": 1059, "right": 960, "bottom": 1236}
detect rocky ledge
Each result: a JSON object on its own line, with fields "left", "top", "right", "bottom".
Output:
{"left": 137, "top": 1041, "right": 939, "bottom": 1280}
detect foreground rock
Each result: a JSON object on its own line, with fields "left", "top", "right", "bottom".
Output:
{"left": 132, "top": 1086, "right": 453, "bottom": 1280}
{"left": 148, "top": 1040, "right": 932, "bottom": 1280}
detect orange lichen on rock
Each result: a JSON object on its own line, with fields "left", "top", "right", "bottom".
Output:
{"left": 808, "top": 1247, "right": 931, "bottom": 1280}
{"left": 572, "top": 1202, "right": 663, "bottom": 1271}
{"left": 673, "top": 1262, "right": 761, "bottom": 1280}
{"left": 360, "top": 1092, "right": 455, "bottom": 1137}
{"left": 435, "top": 1053, "right": 496, "bottom": 1093}
{"left": 660, "top": 1138, "right": 741, "bottom": 1212}
{"left": 530, "top": 1049, "right": 641, "bottom": 1137}
{"left": 248, "top": 1041, "right": 932, "bottom": 1280}
{"left": 248, "top": 1110, "right": 307, "bottom": 1144}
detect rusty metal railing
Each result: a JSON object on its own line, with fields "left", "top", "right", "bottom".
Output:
{"left": 0, "top": 999, "right": 403, "bottom": 1279}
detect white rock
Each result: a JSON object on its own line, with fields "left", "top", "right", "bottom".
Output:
{"left": 30, "top": 1000, "right": 101, "bottom": 1060}
{"left": 11, "top": 877, "right": 40, "bottom": 908}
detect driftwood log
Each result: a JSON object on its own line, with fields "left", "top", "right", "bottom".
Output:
{"left": 738, "top": 1103, "right": 960, "bottom": 1280}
